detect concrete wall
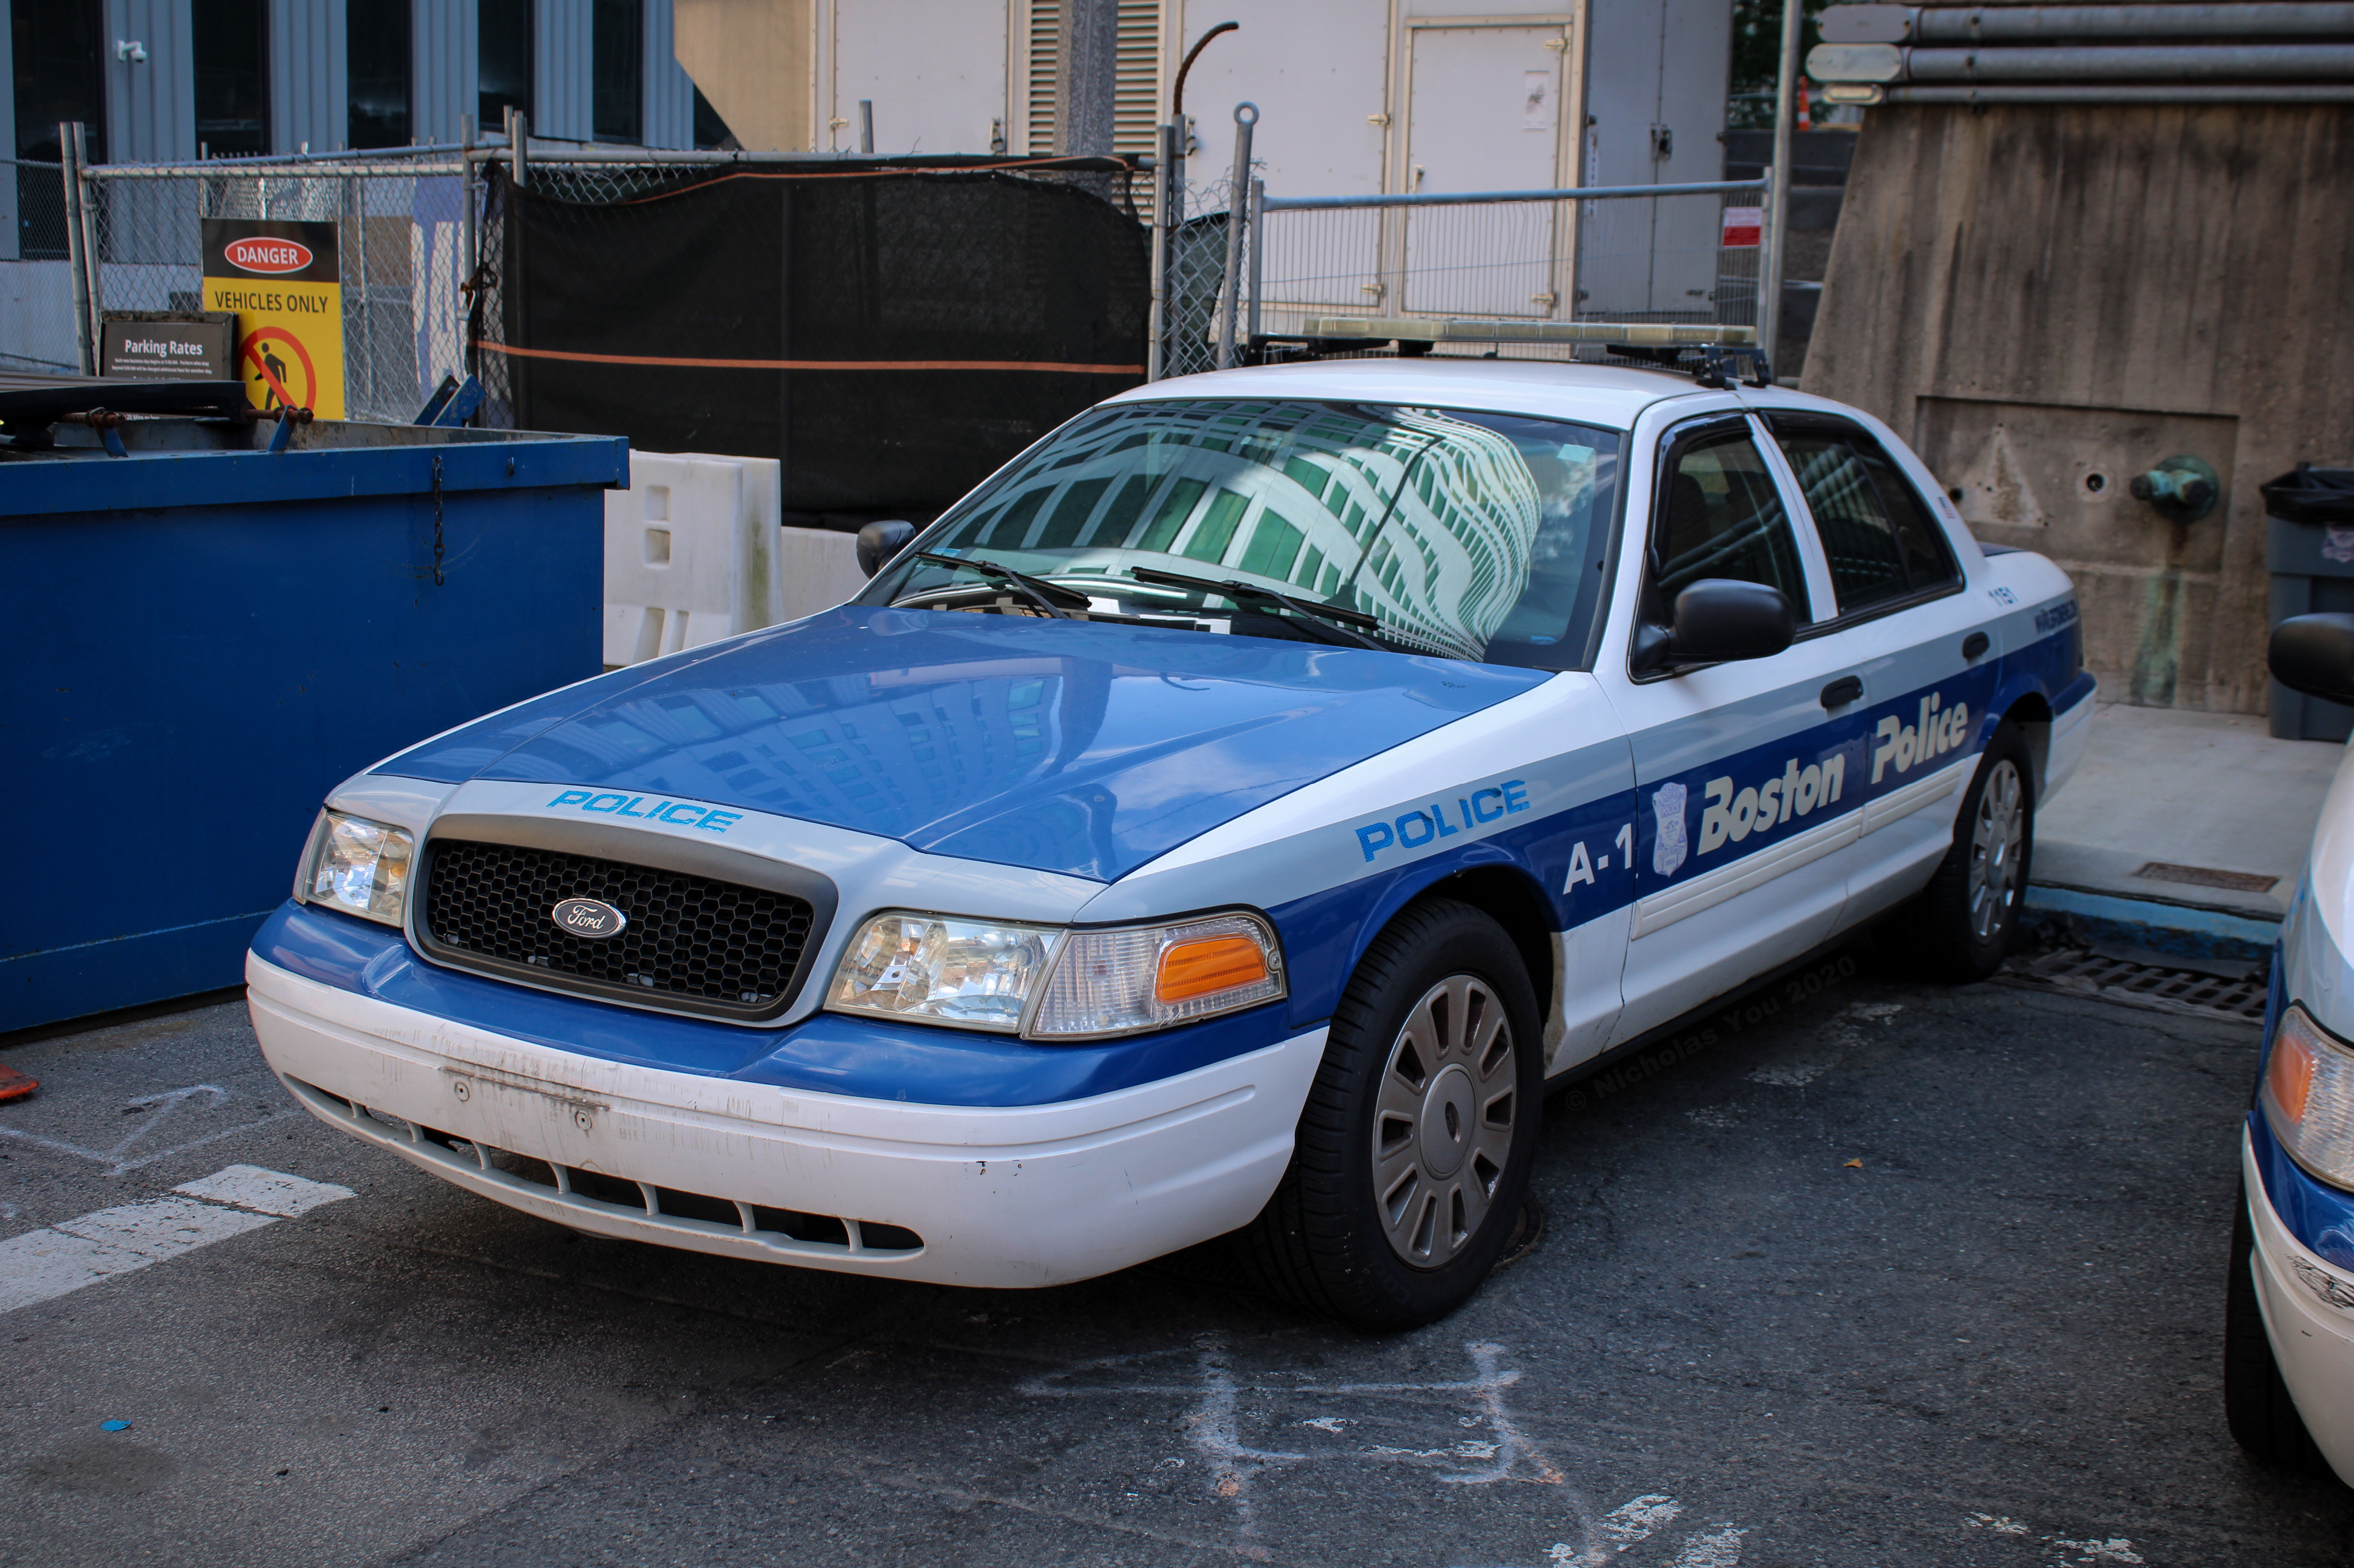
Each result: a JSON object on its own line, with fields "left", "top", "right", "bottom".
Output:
{"left": 1805, "top": 103, "right": 2354, "bottom": 716}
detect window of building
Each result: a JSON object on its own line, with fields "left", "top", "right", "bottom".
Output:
{"left": 593, "top": 0, "right": 644, "bottom": 144}
{"left": 193, "top": 0, "right": 270, "bottom": 156}
{"left": 348, "top": 1, "right": 413, "bottom": 149}
{"left": 479, "top": 0, "right": 533, "bottom": 133}
{"left": 12, "top": 0, "right": 103, "bottom": 258}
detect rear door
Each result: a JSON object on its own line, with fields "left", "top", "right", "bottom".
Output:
{"left": 1755, "top": 409, "right": 1989, "bottom": 926}
{"left": 1603, "top": 413, "right": 1867, "bottom": 1046}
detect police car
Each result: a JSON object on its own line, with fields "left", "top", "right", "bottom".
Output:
{"left": 245, "top": 355, "right": 2092, "bottom": 1328}
{"left": 2229, "top": 614, "right": 2354, "bottom": 1483}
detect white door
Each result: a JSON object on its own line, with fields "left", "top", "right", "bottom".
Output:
{"left": 1402, "top": 25, "right": 1567, "bottom": 318}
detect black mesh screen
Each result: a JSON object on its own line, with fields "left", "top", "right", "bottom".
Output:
{"left": 485, "top": 163, "right": 1151, "bottom": 523}
{"left": 421, "top": 839, "right": 815, "bottom": 1015}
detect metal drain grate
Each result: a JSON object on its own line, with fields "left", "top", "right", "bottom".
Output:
{"left": 2002, "top": 947, "right": 2269, "bottom": 1022}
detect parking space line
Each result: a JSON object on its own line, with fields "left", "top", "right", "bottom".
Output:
{"left": 0, "top": 1165, "right": 353, "bottom": 1313}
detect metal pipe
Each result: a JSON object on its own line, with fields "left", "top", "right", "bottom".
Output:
{"left": 1889, "top": 80, "right": 2354, "bottom": 100}
{"left": 59, "top": 123, "right": 93, "bottom": 376}
{"left": 461, "top": 114, "right": 478, "bottom": 382}
{"left": 1762, "top": 0, "right": 1803, "bottom": 372}
{"left": 859, "top": 101, "right": 874, "bottom": 155}
{"left": 508, "top": 109, "right": 528, "bottom": 187}
{"left": 1822, "top": 3, "right": 2354, "bottom": 45}
{"left": 1148, "top": 122, "right": 1172, "bottom": 381}
{"left": 1263, "top": 177, "right": 1764, "bottom": 212}
{"left": 1217, "top": 102, "right": 1256, "bottom": 370}
{"left": 1247, "top": 175, "right": 1264, "bottom": 348}
{"left": 1909, "top": 41, "right": 2354, "bottom": 78}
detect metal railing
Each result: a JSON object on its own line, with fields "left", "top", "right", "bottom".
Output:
{"left": 1249, "top": 177, "right": 1771, "bottom": 363}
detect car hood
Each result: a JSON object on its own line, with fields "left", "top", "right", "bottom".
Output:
{"left": 375, "top": 606, "right": 1552, "bottom": 882}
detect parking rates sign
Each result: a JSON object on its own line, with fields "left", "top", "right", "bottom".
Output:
{"left": 202, "top": 218, "right": 345, "bottom": 419}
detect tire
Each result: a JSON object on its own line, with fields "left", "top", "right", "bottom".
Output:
{"left": 2224, "top": 1178, "right": 2328, "bottom": 1472}
{"left": 1879, "top": 717, "right": 2034, "bottom": 982}
{"left": 1240, "top": 898, "right": 1543, "bottom": 1330}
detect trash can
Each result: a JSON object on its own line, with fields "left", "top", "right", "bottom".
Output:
{"left": 3, "top": 394, "right": 625, "bottom": 1032}
{"left": 2261, "top": 464, "right": 2354, "bottom": 742}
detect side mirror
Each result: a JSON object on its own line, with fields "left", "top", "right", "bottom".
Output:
{"left": 1638, "top": 579, "right": 1797, "bottom": 669}
{"left": 2270, "top": 613, "right": 2354, "bottom": 706}
{"left": 856, "top": 519, "right": 918, "bottom": 577}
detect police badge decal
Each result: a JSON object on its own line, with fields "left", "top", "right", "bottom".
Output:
{"left": 1652, "top": 781, "right": 1688, "bottom": 878}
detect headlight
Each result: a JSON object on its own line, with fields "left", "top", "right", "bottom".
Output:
{"left": 824, "top": 909, "right": 1286, "bottom": 1039}
{"left": 2261, "top": 1003, "right": 2354, "bottom": 1189}
{"left": 298, "top": 810, "right": 414, "bottom": 927}
{"left": 1029, "top": 912, "right": 1285, "bottom": 1039}
{"left": 826, "top": 913, "right": 1059, "bottom": 1031}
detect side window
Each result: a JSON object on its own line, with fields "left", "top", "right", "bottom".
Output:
{"left": 1768, "top": 417, "right": 1960, "bottom": 615}
{"left": 1648, "top": 425, "right": 1812, "bottom": 622}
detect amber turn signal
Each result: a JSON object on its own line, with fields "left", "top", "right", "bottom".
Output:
{"left": 1155, "top": 935, "right": 1269, "bottom": 1004}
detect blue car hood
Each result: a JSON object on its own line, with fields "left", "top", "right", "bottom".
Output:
{"left": 376, "top": 607, "right": 1550, "bottom": 881}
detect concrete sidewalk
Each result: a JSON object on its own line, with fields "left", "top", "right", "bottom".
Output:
{"left": 2029, "top": 702, "right": 2343, "bottom": 956}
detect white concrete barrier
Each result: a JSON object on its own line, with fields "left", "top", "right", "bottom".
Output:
{"left": 603, "top": 452, "right": 786, "bottom": 667}
{"left": 779, "top": 525, "right": 872, "bottom": 623}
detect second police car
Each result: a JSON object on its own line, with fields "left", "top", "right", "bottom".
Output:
{"left": 246, "top": 356, "right": 2092, "bottom": 1328}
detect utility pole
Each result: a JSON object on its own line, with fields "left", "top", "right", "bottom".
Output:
{"left": 1759, "top": 0, "right": 1805, "bottom": 377}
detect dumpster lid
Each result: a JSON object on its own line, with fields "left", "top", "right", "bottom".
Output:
{"left": 2261, "top": 464, "right": 2354, "bottom": 526}
{"left": 0, "top": 371, "right": 250, "bottom": 436}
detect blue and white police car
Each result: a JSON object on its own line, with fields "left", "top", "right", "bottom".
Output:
{"left": 247, "top": 356, "right": 2093, "bottom": 1328}
{"left": 2229, "top": 614, "right": 2354, "bottom": 1482}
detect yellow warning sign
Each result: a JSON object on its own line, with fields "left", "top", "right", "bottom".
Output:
{"left": 201, "top": 218, "right": 345, "bottom": 419}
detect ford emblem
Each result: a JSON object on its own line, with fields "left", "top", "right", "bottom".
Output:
{"left": 551, "top": 896, "right": 628, "bottom": 940}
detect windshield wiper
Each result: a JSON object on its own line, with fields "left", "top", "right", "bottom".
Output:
{"left": 1122, "top": 566, "right": 1387, "bottom": 649}
{"left": 909, "top": 551, "right": 1090, "bottom": 620}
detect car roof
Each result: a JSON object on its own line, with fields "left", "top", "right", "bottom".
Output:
{"left": 1100, "top": 356, "right": 1718, "bottom": 432}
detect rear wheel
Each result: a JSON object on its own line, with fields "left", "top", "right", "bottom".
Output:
{"left": 1240, "top": 899, "right": 1542, "bottom": 1330}
{"left": 2224, "top": 1179, "right": 2326, "bottom": 1471}
{"left": 1880, "top": 718, "right": 2033, "bottom": 981}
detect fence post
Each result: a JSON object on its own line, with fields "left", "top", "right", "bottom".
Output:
{"left": 1148, "top": 122, "right": 1172, "bottom": 382}
{"left": 460, "top": 115, "right": 478, "bottom": 380}
{"left": 1247, "top": 175, "right": 1264, "bottom": 350}
{"left": 71, "top": 125, "right": 104, "bottom": 372}
{"left": 59, "top": 124, "right": 94, "bottom": 375}
{"left": 1757, "top": 161, "right": 1781, "bottom": 372}
{"left": 1217, "top": 102, "right": 1256, "bottom": 371}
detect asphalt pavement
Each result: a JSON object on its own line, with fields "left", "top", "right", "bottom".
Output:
{"left": 2, "top": 953, "right": 2348, "bottom": 1568}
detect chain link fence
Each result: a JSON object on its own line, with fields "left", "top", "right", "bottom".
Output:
{"left": 44, "top": 157, "right": 473, "bottom": 421}
{"left": 3, "top": 159, "right": 79, "bottom": 372}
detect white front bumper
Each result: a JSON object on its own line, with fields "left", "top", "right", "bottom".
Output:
{"left": 2243, "top": 1129, "right": 2354, "bottom": 1485}
{"left": 247, "top": 953, "right": 1325, "bottom": 1288}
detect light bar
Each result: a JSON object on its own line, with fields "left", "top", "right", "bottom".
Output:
{"left": 1301, "top": 317, "right": 1759, "bottom": 349}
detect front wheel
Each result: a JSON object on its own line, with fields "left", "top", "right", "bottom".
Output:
{"left": 1880, "top": 718, "right": 2034, "bottom": 981}
{"left": 2224, "top": 1179, "right": 2326, "bottom": 1472}
{"left": 1240, "top": 898, "right": 1543, "bottom": 1330}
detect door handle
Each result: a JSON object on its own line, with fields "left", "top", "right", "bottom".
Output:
{"left": 1962, "top": 631, "right": 1990, "bottom": 660}
{"left": 1821, "top": 675, "right": 1864, "bottom": 709}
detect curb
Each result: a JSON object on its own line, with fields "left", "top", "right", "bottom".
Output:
{"left": 2025, "top": 884, "right": 2281, "bottom": 964}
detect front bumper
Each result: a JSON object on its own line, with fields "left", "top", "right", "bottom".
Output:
{"left": 247, "top": 951, "right": 1326, "bottom": 1288}
{"left": 2243, "top": 1125, "right": 2354, "bottom": 1485}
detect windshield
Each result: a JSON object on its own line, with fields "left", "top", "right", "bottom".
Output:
{"left": 860, "top": 396, "right": 1624, "bottom": 669}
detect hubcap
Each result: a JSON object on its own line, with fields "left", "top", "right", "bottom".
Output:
{"left": 1967, "top": 758, "right": 2026, "bottom": 943}
{"left": 1372, "top": 975, "right": 1517, "bottom": 1269}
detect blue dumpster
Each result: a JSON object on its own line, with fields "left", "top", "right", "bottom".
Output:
{"left": 3, "top": 410, "right": 625, "bottom": 1032}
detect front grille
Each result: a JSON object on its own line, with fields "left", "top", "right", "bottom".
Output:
{"left": 421, "top": 839, "right": 816, "bottom": 1017}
